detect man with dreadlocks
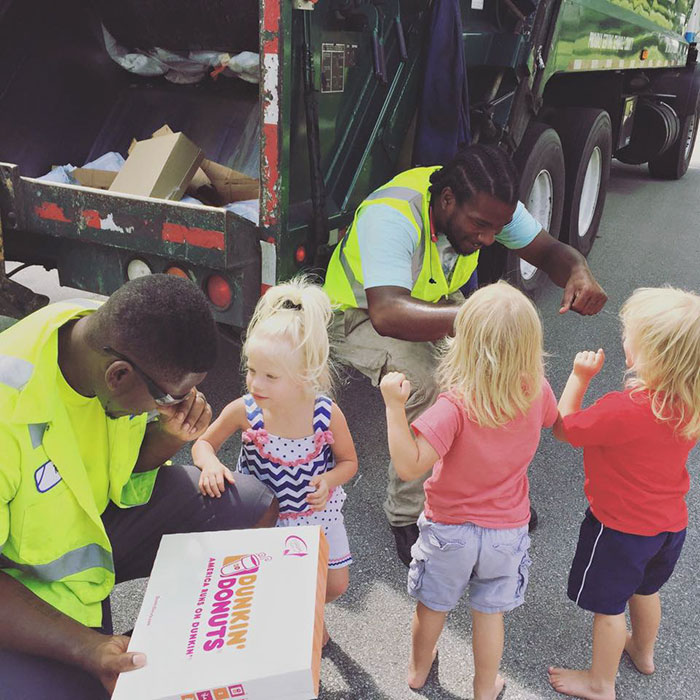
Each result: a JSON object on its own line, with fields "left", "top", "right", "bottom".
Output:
{"left": 324, "top": 144, "right": 607, "bottom": 565}
{"left": 0, "top": 274, "right": 277, "bottom": 698}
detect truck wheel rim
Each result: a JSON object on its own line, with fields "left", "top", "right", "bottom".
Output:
{"left": 521, "top": 169, "right": 553, "bottom": 281}
{"left": 685, "top": 114, "right": 697, "bottom": 162}
{"left": 578, "top": 146, "right": 602, "bottom": 238}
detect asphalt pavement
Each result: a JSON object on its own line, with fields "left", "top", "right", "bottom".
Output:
{"left": 9, "top": 147, "right": 700, "bottom": 699}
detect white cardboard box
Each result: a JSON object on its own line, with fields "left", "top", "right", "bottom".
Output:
{"left": 113, "top": 527, "right": 328, "bottom": 700}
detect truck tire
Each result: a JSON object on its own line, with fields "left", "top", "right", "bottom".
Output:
{"left": 506, "top": 123, "right": 565, "bottom": 293}
{"left": 550, "top": 108, "right": 612, "bottom": 256}
{"left": 648, "top": 91, "right": 700, "bottom": 180}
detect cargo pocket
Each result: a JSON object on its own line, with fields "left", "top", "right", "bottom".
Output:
{"left": 515, "top": 550, "right": 532, "bottom": 598}
{"left": 407, "top": 557, "right": 426, "bottom": 597}
{"left": 492, "top": 531, "right": 530, "bottom": 556}
{"left": 426, "top": 523, "right": 465, "bottom": 552}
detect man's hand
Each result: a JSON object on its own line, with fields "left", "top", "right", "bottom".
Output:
{"left": 82, "top": 633, "right": 146, "bottom": 694}
{"left": 559, "top": 268, "right": 608, "bottom": 315}
{"left": 380, "top": 372, "right": 411, "bottom": 407}
{"left": 157, "top": 389, "right": 212, "bottom": 442}
{"left": 572, "top": 348, "right": 605, "bottom": 381}
{"left": 516, "top": 230, "right": 607, "bottom": 315}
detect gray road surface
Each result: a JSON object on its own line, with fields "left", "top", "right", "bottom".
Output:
{"left": 8, "top": 147, "right": 700, "bottom": 699}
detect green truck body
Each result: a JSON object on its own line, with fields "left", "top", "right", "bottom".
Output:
{"left": 0, "top": 0, "right": 698, "bottom": 322}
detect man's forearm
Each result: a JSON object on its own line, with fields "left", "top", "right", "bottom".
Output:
{"left": 133, "top": 421, "right": 187, "bottom": 472}
{"left": 0, "top": 570, "right": 101, "bottom": 669}
{"left": 370, "top": 297, "right": 459, "bottom": 341}
{"left": 538, "top": 240, "right": 590, "bottom": 289}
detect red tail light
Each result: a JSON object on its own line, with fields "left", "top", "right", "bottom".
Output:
{"left": 206, "top": 275, "right": 233, "bottom": 309}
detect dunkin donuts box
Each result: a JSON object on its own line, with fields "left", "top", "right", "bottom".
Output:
{"left": 113, "top": 527, "right": 328, "bottom": 700}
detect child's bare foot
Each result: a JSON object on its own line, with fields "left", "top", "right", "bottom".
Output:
{"left": 624, "top": 632, "right": 655, "bottom": 674}
{"left": 548, "top": 667, "right": 615, "bottom": 700}
{"left": 407, "top": 648, "right": 437, "bottom": 690}
{"left": 474, "top": 673, "right": 506, "bottom": 700}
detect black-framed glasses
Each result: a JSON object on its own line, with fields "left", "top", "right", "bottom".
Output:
{"left": 103, "top": 346, "right": 190, "bottom": 406}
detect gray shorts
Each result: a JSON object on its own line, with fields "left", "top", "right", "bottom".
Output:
{"left": 407, "top": 513, "right": 532, "bottom": 614}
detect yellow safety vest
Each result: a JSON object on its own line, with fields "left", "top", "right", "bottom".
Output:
{"left": 324, "top": 167, "right": 479, "bottom": 309}
{"left": 0, "top": 301, "right": 156, "bottom": 627}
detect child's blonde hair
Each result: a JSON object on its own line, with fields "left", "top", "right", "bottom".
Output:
{"left": 243, "top": 276, "right": 334, "bottom": 395}
{"left": 437, "top": 281, "right": 544, "bottom": 428}
{"left": 620, "top": 286, "right": 700, "bottom": 440}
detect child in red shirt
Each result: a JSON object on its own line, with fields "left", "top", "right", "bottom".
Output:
{"left": 549, "top": 286, "right": 700, "bottom": 700}
{"left": 381, "top": 281, "right": 557, "bottom": 700}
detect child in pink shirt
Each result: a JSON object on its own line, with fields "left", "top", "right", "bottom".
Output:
{"left": 381, "top": 281, "right": 557, "bottom": 700}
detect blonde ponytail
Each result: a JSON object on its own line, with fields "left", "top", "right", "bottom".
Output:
{"left": 243, "top": 276, "right": 335, "bottom": 395}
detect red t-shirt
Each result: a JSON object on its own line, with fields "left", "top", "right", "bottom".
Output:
{"left": 411, "top": 380, "right": 558, "bottom": 528}
{"left": 562, "top": 390, "right": 696, "bottom": 535}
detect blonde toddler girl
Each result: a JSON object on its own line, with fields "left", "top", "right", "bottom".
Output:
{"left": 193, "top": 278, "right": 358, "bottom": 644}
{"left": 380, "top": 281, "right": 558, "bottom": 699}
{"left": 549, "top": 287, "right": 700, "bottom": 700}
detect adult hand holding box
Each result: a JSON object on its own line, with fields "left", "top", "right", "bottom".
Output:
{"left": 113, "top": 526, "right": 328, "bottom": 700}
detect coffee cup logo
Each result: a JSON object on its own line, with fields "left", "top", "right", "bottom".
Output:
{"left": 283, "top": 535, "right": 308, "bottom": 557}
{"left": 220, "top": 554, "right": 261, "bottom": 578}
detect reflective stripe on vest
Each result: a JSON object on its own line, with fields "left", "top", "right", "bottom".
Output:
{"left": 0, "top": 543, "right": 114, "bottom": 582}
{"left": 335, "top": 233, "right": 368, "bottom": 308}
{"left": 28, "top": 422, "right": 48, "bottom": 449}
{"left": 0, "top": 355, "right": 33, "bottom": 390}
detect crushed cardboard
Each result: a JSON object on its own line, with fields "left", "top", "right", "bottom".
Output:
{"left": 199, "top": 158, "right": 259, "bottom": 205}
{"left": 104, "top": 124, "right": 259, "bottom": 205}
{"left": 72, "top": 168, "right": 118, "bottom": 190}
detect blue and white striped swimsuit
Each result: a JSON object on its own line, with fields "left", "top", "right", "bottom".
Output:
{"left": 236, "top": 394, "right": 352, "bottom": 568}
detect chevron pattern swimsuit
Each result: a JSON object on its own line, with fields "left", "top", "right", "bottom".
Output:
{"left": 236, "top": 394, "right": 352, "bottom": 569}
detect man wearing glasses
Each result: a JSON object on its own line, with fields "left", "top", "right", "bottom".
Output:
{"left": 0, "top": 274, "right": 277, "bottom": 699}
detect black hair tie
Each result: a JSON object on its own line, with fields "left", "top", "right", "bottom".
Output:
{"left": 281, "top": 300, "right": 303, "bottom": 310}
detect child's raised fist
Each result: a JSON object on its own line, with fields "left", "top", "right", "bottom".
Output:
{"left": 380, "top": 371, "right": 412, "bottom": 407}
{"left": 572, "top": 348, "right": 605, "bottom": 380}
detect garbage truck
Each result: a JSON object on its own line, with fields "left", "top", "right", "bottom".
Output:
{"left": 0, "top": 0, "right": 698, "bottom": 325}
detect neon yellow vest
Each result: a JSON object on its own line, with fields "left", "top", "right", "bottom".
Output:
{"left": 324, "top": 167, "right": 479, "bottom": 309}
{"left": 0, "top": 301, "right": 156, "bottom": 627}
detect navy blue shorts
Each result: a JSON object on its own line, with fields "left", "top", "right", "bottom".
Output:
{"left": 567, "top": 509, "right": 686, "bottom": 615}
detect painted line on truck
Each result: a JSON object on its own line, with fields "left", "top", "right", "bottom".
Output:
{"left": 568, "top": 57, "right": 682, "bottom": 71}
{"left": 260, "top": 240, "right": 276, "bottom": 295}
{"left": 161, "top": 223, "right": 225, "bottom": 250}
{"left": 260, "top": 0, "right": 281, "bottom": 229}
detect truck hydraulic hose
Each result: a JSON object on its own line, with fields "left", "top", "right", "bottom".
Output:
{"left": 302, "top": 12, "right": 330, "bottom": 263}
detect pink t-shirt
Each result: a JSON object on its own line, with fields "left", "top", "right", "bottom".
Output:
{"left": 412, "top": 380, "right": 558, "bottom": 528}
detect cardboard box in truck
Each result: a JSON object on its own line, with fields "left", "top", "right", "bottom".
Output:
{"left": 109, "top": 131, "right": 203, "bottom": 200}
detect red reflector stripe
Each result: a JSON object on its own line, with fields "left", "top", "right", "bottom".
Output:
{"left": 161, "top": 223, "right": 225, "bottom": 250}
{"left": 81, "top": 210, "right": 102, "bottom": 229}
{"left": 35, "top": 202, "right": 71, "bottom": 223}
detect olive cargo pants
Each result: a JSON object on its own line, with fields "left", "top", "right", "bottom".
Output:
{"left": 331, "top": 309, "right": 442, "bottom": 527}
